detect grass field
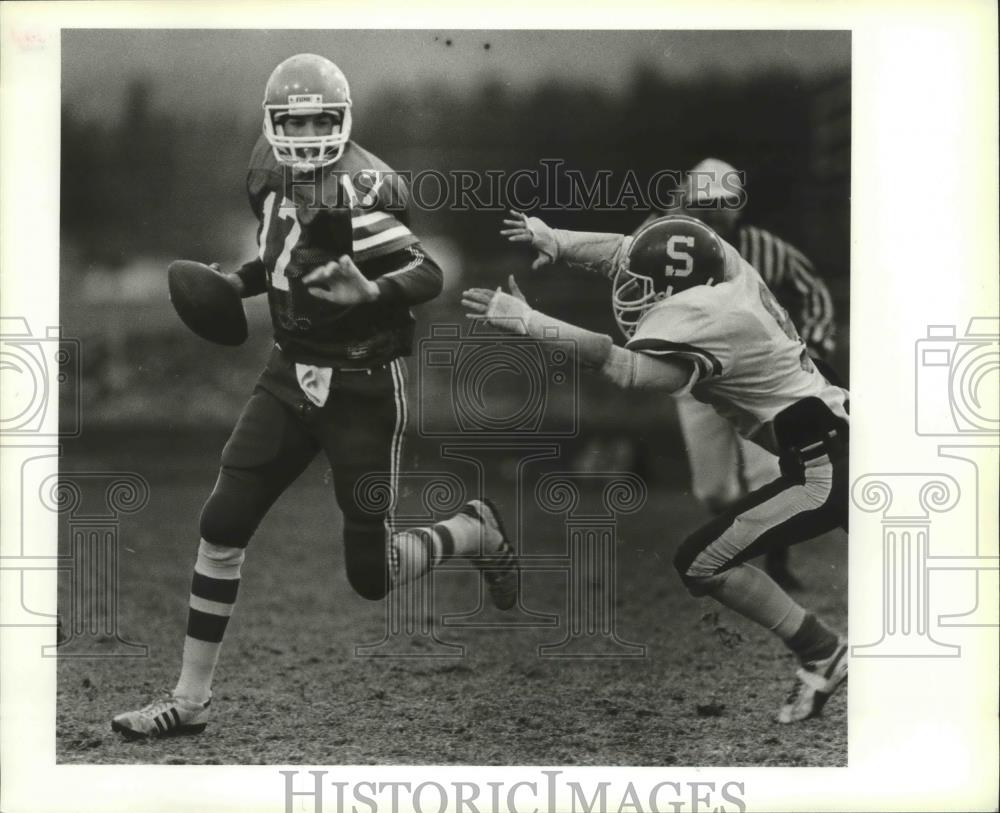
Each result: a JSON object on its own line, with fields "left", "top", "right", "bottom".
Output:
{"left": 56, "top": 428, "right": 846, "bottom": 766}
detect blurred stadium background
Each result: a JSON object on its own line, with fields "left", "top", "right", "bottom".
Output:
{"left": 60, "top": 29, "right": 849, "bottom": 473}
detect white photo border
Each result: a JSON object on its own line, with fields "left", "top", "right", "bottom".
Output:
{"left": 1, "top": 1, "right": 997, "bottom": 812}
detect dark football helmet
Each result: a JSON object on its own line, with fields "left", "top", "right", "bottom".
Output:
{"left": 612, "top": 215, "right": 727, "bottom": 338}
{"left": 262, "top": 53, "right": 352, "bottom": 170}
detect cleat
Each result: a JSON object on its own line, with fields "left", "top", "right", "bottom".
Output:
{"left": 111, "top": 693, "right": 211, "bottom": 740}
{"left": 777, "top": 638, "right": 848, "bottom": 724}
{"left": 464, "top": 498, "right": 520, "bottom": 611}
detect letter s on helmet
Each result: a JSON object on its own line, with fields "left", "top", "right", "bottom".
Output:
{"left": 263, "top": 53, "right": 352, "bottom": 169}
{"left": 612, "top": 215, "right": 727, "bottom": 339}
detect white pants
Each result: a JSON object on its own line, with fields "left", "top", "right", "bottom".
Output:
{"left": 675, "top": 393, "right": 781, "bottom": 508}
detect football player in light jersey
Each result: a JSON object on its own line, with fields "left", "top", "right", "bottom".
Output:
{"left": 647, "top": 158, "right": 838, "bottom": 590}
{"left": 463, "top": 215, "right": 848, "bottom": 723}
{"left": 111, "top": 54, "right": 518, "bottom": 740}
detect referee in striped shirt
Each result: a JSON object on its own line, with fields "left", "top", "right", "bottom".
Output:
{"left": 652, "top": 157, "right": 838, "bottom": 589}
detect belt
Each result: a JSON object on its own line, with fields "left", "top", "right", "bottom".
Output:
{"left": 792, "top": 428, "right": 848, "bottom": 465}
{"left": 338, "top": 366, "right": 385, "bottom": 374}
{"left": 275, "top": 342, "right": 390, "bottom": 374}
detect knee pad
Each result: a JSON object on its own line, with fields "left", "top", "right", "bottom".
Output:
{"left": 343, "top": 520, "right": 390, "bottom": 601}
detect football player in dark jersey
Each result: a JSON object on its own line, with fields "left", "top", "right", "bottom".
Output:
{"left": 112, "top": 54, "right": 517, "bottom": 740}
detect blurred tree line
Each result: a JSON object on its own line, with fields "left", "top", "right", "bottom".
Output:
{"left": 62, "top": 66, "right": 848, "bottom": 276}
{"left": 62, "top": 80, "right": 252, "bottom": 268}
{"left": 60, "top": 66, "right": 850, "bottom": 430}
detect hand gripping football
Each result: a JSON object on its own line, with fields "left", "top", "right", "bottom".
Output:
{"left": 167, "top": 260, "right": 248, "bottom": 346}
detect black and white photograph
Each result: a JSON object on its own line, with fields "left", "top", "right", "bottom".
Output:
{"left": 56, "top": 27, "right": 851, "bottom": 767}
{"left": 1, "top": 3, "right": 997, "bottom": 813}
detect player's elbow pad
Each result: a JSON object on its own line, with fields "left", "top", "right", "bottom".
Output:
{"left": 599, "top": 344, "right": 641, "bottom": 389}
{"left": 599, "top": 345, "right": 692, "bottom": 392}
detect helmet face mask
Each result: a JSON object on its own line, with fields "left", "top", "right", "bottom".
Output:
{"left": 611, "top": 257, "right": 665, "bottom": 338}
{"left": 263, "top": 54, "right": 353, "bottom": 171}
{"left": 612, "top": 215, "right": 727, "bottom": 339}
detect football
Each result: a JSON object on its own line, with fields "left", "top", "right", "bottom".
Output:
{"left": 167, "top": 260, "right": 249, "bottom": 346}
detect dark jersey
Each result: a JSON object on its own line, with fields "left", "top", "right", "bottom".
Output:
{"left": 236, "top": 136, "right": 443, "bottom": 367}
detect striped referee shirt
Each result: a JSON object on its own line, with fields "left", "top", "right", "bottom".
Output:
{"left": 736, "top": 225, "right": 835, "bottom": 354}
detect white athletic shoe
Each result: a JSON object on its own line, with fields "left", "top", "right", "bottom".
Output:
{"left": 778, "top": 638, "right": 848, "bottom": 724}
{"left": 464, "top": 499, "right": 519, "bottom": 611}
{"left": 111, "top": 693, "right": 211, "bottom": 740}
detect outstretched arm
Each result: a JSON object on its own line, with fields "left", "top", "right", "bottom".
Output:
{"left": 500, "top": 211, "right": 631, "bottom": 280}
{"left": 462, "top": 278, "right": 694, "bottom": 392}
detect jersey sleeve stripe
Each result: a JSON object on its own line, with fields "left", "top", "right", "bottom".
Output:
{"left": 352, "top": 211, "right": 393, "bottom": 229}
{"left": 355, "top": 214, "right": 408, "bottom": 239}
{"left": 354, "top": 224, "right": 414, "bottom": 253}
{"left": 381, "top": 246, "right": 426, "bottom": 278}
{"left": 625, "top": 338, "right": 723, "bottom": 377}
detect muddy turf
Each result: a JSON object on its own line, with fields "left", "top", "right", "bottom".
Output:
{"left": 56, "top": 429, "right": 846, "bottom": 766}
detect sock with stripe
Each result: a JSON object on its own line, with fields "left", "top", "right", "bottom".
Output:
{"left": 388, "top": 510, "right": 491, "bottom": 587}
{"left": 173, "top": 539, "right": 245, "bottom": 704}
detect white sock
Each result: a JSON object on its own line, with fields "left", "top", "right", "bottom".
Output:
{"left": 705, "top": 563, "right": 806, "bottom": 639}
{"left": 388, "top": 505, "right": 497, "bottom": 588}
{"left": 173, "top": 540, "right": 244, "bottom": 704}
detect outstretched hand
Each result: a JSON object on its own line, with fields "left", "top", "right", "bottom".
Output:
{"left": 303, "top": 255, "right": 379, "bottom": 304}
{"left": 500, "top": 210, "right": 557, "bottom": 270}
{"left": 461, "top": 275, "right": 528, "bottom": 320}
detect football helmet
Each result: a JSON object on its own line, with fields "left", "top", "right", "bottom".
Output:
{"left": 262, "top": 53, "right": 352, "bottom": 170}
{"left": 612, "top": 215, "right": 727, "bottom": 338}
